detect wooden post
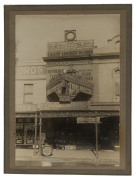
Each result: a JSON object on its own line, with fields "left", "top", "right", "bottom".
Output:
{"left": 34, "top": 113, "right": 37, "bottom": 153}
{"left": 39, "top": 112, "right": 42, "bottom": 156}
{"left": 95, "top": 116, "right": 100, "bottom": 158}
{"left": 95, "top": 116, "right": 99, "bottom": 158}
{"left": 24, "top": 123, "right": 26, "bottom": 145}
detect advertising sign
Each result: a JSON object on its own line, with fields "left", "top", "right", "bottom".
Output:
{"left": 59, "top": 95, "right": 71, "bottom": 102}
{"left": 48, "top": 50, "right": 93, "bottom": 58}
{"left": 77, "top": 117, "right": 100, "bottom": 124}
{"left": 48, "top": 40, "right": 94, "bottom": 58}
{"left": 47, "top": 83, "right": 62, "bottom": 96}
{"left": 16, "top": 104, "right": 37, "bottom": 112}
{"left": 16, "top": 66, "right": 46, "bottom": 75}
{"left": 40, "top": 102, "right": 90, "bottom": 111}
{"left": 48, "top": 40, "right": 94, "bottom": 51}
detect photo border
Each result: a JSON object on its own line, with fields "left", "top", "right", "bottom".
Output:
{"left": 4, "top": 4, "right": 132, "bottom": 175}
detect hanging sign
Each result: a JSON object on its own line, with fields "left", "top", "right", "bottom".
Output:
{"left": 77, "top": 117, "right": 100, "bottom": 124}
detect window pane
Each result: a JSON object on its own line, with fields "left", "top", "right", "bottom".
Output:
{"left": 24, "top": 84, "right": 33, "bottom": 93}
{"left": 24, "top": 94, "right": 33, "bottom": 104}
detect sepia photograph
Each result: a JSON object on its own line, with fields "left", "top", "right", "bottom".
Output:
{"left": 4, "top": 5, "right": 131, "bottom": 175}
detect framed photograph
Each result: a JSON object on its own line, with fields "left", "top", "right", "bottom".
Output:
{"left": 4, "top": 4, "right": 132, "bottom": 175}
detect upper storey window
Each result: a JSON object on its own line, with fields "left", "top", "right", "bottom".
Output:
{"left": 24, "top": 84, "right": 33, "bottom": 104}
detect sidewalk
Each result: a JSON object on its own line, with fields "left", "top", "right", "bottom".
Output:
{"left": 15, "top": 148, "right": 120, "bottom": 167}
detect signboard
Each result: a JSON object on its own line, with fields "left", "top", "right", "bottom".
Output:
{"left": 16, "top": 102, "right": 90, "bottom": 112}
{"left": 16, "top": 66, "right": 46, "bottom": 75}
{"left": 47, "top": 83, "right": 62, "bottom": 96}
{"left": 46, "top": 60, "right": 92, "bottom": 66}
{"left": 59, "top": 95, "right": 71, "bottom": 102}
{"left": 40, "top": 102, "right": 90, "bottom": 111}
{"left": 48, "top": 40, "right": 94, "bottom": 58}
{"left": 46, "top": 68, "right": 93, "bottom": 102}
{"left": 16, "top": 104, "right": 37, "bottom": 112}
{"left": 48, "top": 40, "right": 94, "bottom": 51}
{"left": 48, "top": 50, "right": 93, "bottom": 58}
{"left": 47, "top": 72, "right": 93, "bottom": 90}
{"left": 47, "top": 67, "right": 93, "bottom": 82}
{"left": 77, "top": 117, "right": 100, "bottom": 124}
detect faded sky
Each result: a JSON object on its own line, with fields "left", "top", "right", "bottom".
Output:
{"left": 15, "top": 14, "right": 120, "bottom": 61}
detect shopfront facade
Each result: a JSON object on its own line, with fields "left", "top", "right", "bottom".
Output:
{"left": 15, "top": 31, "right": 120, "bottom": 153}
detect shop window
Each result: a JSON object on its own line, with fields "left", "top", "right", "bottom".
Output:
{"left": 16, "top": 123, "right": 24, "bottom": 144}
{"left": 24, "top": 84, "right": 33, "bottom": 104}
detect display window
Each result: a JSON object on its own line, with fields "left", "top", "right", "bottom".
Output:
{"left": 25, "top": 123, "right": 35, "bottom": 144}
{"left": 16, "top": 123, "right": 24, "bottom": 144}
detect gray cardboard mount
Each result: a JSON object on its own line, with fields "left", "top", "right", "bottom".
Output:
{"left": 4, "top": 4, "right": 132, "bottom": 175}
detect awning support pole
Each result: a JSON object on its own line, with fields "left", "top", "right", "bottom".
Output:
{"left": 95, "top": 116, "right": 99, "bottom": 159}
{"left": 39, "top": 112, "right": 42, "bottom": 156}
{"left": 33, "top": 113, "right": 37, "bottom": 155}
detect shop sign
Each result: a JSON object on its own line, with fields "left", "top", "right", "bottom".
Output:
{"left": 46, "top": 70, "right": 93, "bottom": 102}
{"left": 40, "top": 102, "right": 90, "bottom": 111}
{"left": 47, "top": 83, "right": 61, "bottom": 96}
{"left": 46, "top": 60, "right": 91, "bottom": 66}
{"left": 48, "top": 50, "right": 93, "bottom": 58}
{"left": 77, "top": 117, "right": 100, "bottom": 124}
{"left": 48, "top": 40, "right": 94, "bottom": 58}
{"left": 47, "top": 72, "right": 92, "bottom": 90}
{"left": 59, "top": 95, "right": 71, "bottom": 102}
{"left": 79, "top": 86, "right": 92, "bottom": 94}
{"left": 48, "top": 40, "right": 94, "bottom": 51}
{"left": 47, "top": 80, "right": 92, "bottom": 103}
{"left": 16, "top": 104, "right": 37, "bottom": 112}
{"left": 16, "top": 102, "right": 90, "bottom": 112}
{"left": 16, "top": 66, "right": 46, "bottom": 75}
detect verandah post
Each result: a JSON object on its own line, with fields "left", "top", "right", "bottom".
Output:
{"left": 39, "top": 112, "right": 42, "bottom": 156}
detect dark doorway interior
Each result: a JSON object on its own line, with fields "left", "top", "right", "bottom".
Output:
{"left": 99, "top": 116, "right": 119, "bottom": 150}
{"left": 42, "top": 116, "right": 119, "bottom": 150}
{"left": 42, "top": 117, "right": 96, "bottom": 150}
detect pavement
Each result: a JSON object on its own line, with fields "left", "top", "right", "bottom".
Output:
{"left": 15, "top": 148, "right": 120, "bottom": 167}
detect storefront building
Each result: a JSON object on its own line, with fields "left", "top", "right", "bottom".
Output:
{"left": 15, "top": 31, "right": 120, "bottom": 154}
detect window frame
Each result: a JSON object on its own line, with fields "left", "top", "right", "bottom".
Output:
{"left": 23, "top": 84, "right": 33, "bottom": 104}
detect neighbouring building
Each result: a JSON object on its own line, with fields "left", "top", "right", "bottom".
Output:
{"left": 15, "top": 31, "right": 120, "bottom": 153}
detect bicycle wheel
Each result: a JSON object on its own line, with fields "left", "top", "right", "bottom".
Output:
{"left": 42, "top": 144, "right": 53, "bottom": 156}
